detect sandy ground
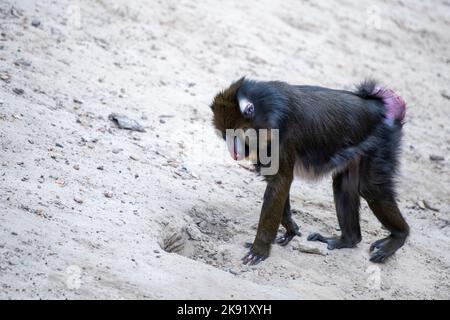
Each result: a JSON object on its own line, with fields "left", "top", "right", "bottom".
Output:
{"left": 0, "top": 0, "right": 449, "bottom": 300}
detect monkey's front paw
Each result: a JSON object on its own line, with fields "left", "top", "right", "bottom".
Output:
{"left": 275, "top": 230, "right": 301, "bottom": 246}
{"left": 242, "top": 249, "right": 267, "bottom": 266}
{"left": 307, "top": 233, "right": 359, "bottom": 250}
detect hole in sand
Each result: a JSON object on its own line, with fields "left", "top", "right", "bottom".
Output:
{"left": 158, "top": 206, "right": 238, "bottom": 268}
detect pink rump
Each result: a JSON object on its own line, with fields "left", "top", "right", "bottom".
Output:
{"left": 372, "top": 86, "right": 406, "bottom": 125}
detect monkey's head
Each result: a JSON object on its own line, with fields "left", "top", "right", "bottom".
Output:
{"left": 210, "top": 78, "right": 279, "bottom": 162}
{"left": 210, "top": 78, "right": 253, "bottom": 161}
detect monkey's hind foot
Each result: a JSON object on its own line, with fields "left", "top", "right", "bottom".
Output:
{"left": 307, "top": 233, "right": 360, "bottom": 250}
{"left": 242, "top": 249, "right": 267, "bottom": 266}
{"left": 275, "top": 230, "right": 301, "bottom": 246}
{"left": 369, "top": 235, "right": 406, "bottom": 263}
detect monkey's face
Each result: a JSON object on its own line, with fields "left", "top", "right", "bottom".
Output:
{"left": 210, "top": 78, "right": 255, "bottom": 161}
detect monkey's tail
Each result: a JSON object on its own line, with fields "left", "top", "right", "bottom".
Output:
{"left": 354, "top": 79, "right": 406, "bottom": 126}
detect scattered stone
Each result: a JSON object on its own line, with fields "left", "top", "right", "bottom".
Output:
{"left": 31, "top": 17, "right": 41, "bottom": 27}
{"left": 0, "top": 72, "right": 10, "bottom": 82}
{"left": 159, "top": 118, "right": 166, "bottom": 124}
{"left": 229, "top": 269, "right": 238, "bottom": 275}
{"left": 104, "top": 191, "right": 113, "bottom": 198}
{"left": 441, "top": 91, "right": 450, "bottom": 100}
{"left": 417, "top": 200, "right": 439, "bottom": 212}
{"left": 97, "top": 165, "right": 104, "bottom": 170}
{"left": 429, "top": 155, "right": 444, "bottom": 162}
{"left": 55, "top": 143, "right": 64, "bottom": 148}
{"left": 55, "top": 178, "right": 65, "bottom": 186}
{"left": 108, "top": 113, "right": 145, "bottom": 132}
{"left": 28, "top": 139, "right": 34, "bottom": 144}
{"left": 129, "top": 155, "right": 139, "bottom": 161}
{"left": 14, "top": 58, "right": 31, "bottom": 67}
{"left": 73, "top": 164, "right": 80, "bottom": 170}
{"left": 294, "top": 243, "right": 327, "bottom": 256}
{"left": 13, "top": 88, "right": 24, "bottom": 95}
{"left": 153, "top": 249, "right": 160, "bottom": 254}
{"left": 73, "top": 98, "right": 83, "bottom": 104}
{"left": 73, "top": 197, "right": 83, "bottom": 204}
{"left": 112, "top": 148, "right": 122, "bottom": 154}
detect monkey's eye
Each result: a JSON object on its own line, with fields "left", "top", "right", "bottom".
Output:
{"left": 243, "top": 103, "right": 255, "bottom": 119}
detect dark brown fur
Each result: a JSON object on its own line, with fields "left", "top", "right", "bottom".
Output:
{"left": 210, "top": 78, "right": 409, "bottom": 265}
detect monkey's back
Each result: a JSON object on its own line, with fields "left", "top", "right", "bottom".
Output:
{"left": 276, "top": 83, "right": 390, "bottom": 178}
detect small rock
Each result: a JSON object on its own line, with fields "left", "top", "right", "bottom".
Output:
{"left": 97, "top": 165, "right": 104, "bottom": 170}
{"left": 441, "top": 92, "right": 450, "bottom": 100}
{"left": 55, "top": 143, "right": 64, "bottom": 148}
{"left": 13, "top": 88, "right": 24, "bottom": 95}
{"left": 31, "top": 18, "right": 41, "bottom": 27}
{"left": 73, "top": 164, "right": 80, "bottom": 170}
{"left": 159, "top": 118, "right": 166, "bottom": 124}
{"left": 55, "top": 178, "right": 65, "bottom": 186}
{"left": 104, "top": 191, "right": 113, "bottom": 198}
{"left": 14, "top": 58, "right": 31, "bottom": 67}
{"left": 429, "top": 155, "right": 444, "bottom": 162}
{"left": 108, "top": 113, "right": 145, "bottom": 132}
{"left": 0, "top": 72, "right": 10, "bottom": 82}
{"left": 417, "top": 200, "right": 439, "bottom": 212}
{"left": 294, "top": 243, "right": 327, "bottom": 256}
{"left": 73, "top": 98, "right": 83, "bottom": 104}
{"left": 112, "top": 148, "right": 122, "bottom": 154}
{"left": 228, "top": 269, "right": 238, "bottom": 275}
{"left": 153, "top": 249, "right": 160, "bottom": 254}
{"left": 73, "top": 197, "right": 83, "bottom": 204}
{"left": 129, "top": 155, "right": 139, "bottom": 161}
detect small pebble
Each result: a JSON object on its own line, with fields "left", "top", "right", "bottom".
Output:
{"left": 13, "top": 88, "right": 24, "bottom": 95}
{"left": 31, "top": 18, "right": 41, "bottom": 27}
{"left": 429, "top": 155, "right": 444, "bottom": 162}
{"left": 104, "top": 191, "right": 113, "bottom": 198}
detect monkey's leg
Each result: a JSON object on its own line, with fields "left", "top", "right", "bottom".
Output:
{"left": 275, "top": 195, "right": 301, "bottom": 246}
{"left": 308, "top": 162, "right": 362, "bottom": 250}
{"left": 359, "top": 151, "right": 409, "bottom": 262}
{"left": 243, "top": 173, "right": 293, "bottom": 265}
{"left": 366, "top": 198, "right": 409, "bottom": 262}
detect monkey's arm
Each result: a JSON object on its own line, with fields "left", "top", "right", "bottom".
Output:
{"left": 243, "top": 162, "right": 294, "bottom": 265}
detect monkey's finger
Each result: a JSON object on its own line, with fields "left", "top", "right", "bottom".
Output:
{"left": 249, "top": 256, "right": 265, "bottom": 266}
{"left": 242, "top": 252, "right": 254, "bottom": 265}
{"left": 276, "top": 235, "right": 292, "bottom": 246}
{"left": 307, "top": 232, "right": 327, "bottom": 243}
{"left": 370, "top": 238, "right": 388, "bottom": 252}
{"left": 369, "top": 250, "right": 388, "bottom": 263}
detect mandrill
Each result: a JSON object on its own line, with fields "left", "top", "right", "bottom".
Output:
{"left": 210, "top": 78, "right": 409, "bottom": 265}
